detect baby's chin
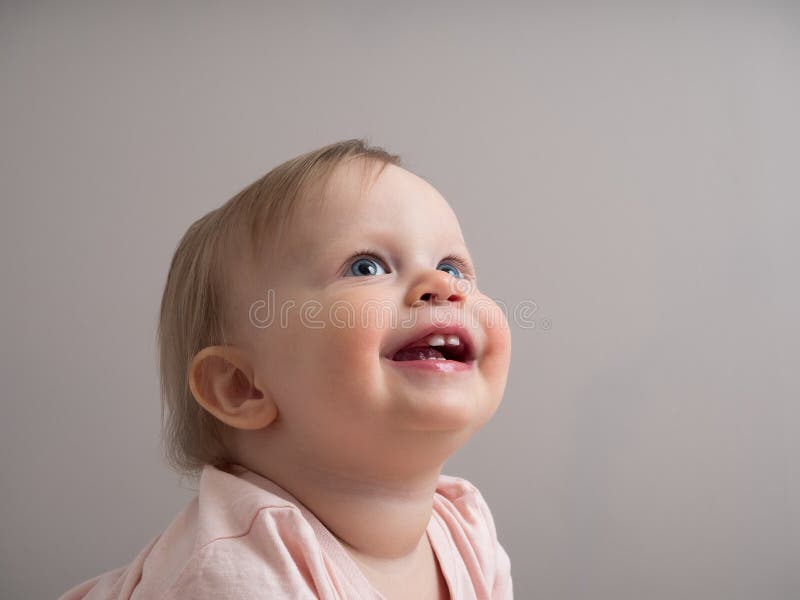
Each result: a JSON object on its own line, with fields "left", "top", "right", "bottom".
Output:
{"left": 386, "top": 383, "right": 498, "bottom": 435}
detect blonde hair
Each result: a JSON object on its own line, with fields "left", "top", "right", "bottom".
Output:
{"left": 157, "top": 139, "right": 402, "bottom": 479}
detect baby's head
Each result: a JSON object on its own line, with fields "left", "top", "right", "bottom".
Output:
{"left": 158, "top": 140, "right": 511, "bottom": 481}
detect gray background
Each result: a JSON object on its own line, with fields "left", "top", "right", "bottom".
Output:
{"left": 2, "top": 2, "right": 798, "bottom": 598}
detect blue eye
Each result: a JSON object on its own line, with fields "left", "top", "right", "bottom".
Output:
{"left": 437, "top": 262, "right": 463, "bottom": 279}
{"left": 349, "top": 257, "right": 387, "bottom": 277}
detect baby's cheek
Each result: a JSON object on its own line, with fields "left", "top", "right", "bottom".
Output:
{"left": 313, "top": 320, "right": 386, "bottom": 420}
{"left": 318, "top": 300, "right": 385, "bottom": 371}
{"left": 473, "top": 293, "right": 512, "bottom": 383}
{"left": 331, "top": 315, "right": 384, "bottom": 362}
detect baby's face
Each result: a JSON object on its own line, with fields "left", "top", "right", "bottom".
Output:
{"left": 231, "top": 161, "right": 510, "bottom": 466}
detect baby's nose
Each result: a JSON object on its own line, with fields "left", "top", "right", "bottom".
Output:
{"left": 404, "top": 270, "right": 469, "bottom": 307}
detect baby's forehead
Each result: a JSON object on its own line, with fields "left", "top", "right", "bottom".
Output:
{"left": 239, "top": 160, "right": 464, "bottom": 269}
{"left": 315, "top": 165, "right": 464, "bottom": 247}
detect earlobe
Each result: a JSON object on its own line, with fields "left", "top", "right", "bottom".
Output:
{"left": 188, "top": 346, "right": 278, "bottom": 430}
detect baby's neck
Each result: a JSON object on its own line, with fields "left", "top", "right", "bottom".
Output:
{"left": 309, "top": 467, "right": 441, "bottom": 559}
{"left": 230, "top": 436, "right": 447, "bottom": 561}
{"left": 228, "top": 422, "right": 472, "bottom": 564}
{"left": 261, "top": 458, "right": 441, "bottom": 560}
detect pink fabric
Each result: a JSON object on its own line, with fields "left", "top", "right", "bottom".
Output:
{"left": 59, "top": 464, "right": 513, "bottom": 599}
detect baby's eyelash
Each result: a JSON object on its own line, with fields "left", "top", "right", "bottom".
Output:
{"left": 339, "top": 250, "right": 476, "bottom": 278}
{"left": 440, "top": 254, "right": 476, "bottom": 278}
{"left": 349, "top": 248, "right": 384, "bottom": 262}
{"left": 340, "top": 248, "right": 389, "bottom": 275}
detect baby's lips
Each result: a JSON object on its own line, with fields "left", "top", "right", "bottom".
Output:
{"left": 383, "top": 322, "right": 477, "bottom": 362}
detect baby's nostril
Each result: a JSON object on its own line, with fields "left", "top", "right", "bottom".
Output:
{"left": 420, "top": 293, "right": 432, "bottom": 301}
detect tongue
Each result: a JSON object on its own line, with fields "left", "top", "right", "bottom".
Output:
{"left": 394, "top": 346, "right": 445, "bottom": 361}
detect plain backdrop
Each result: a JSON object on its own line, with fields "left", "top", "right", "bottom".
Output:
{"left": 2, "top": 2, "right": 799, "bottom": 599}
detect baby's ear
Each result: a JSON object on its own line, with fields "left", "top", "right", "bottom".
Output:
{"left": 188, "top": 346, "right": 277, "bottom": 430}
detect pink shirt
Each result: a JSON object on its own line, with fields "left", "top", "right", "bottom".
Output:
{"left": 59, "top": 464, "right": 513, "bottom": 599}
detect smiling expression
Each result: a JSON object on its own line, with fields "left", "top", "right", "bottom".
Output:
{"left": 227, "top": 159, "right": 511, "bottom": 464}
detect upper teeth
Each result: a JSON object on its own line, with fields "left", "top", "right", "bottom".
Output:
{"left": 426, "top": 334, "right": 461, "bottom": 347}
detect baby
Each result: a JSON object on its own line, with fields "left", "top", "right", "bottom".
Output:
{"left": 60, "top": 139, "right": 513, "bottom": 599}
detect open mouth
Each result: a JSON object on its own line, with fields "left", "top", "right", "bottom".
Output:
{"left": 389, "top": 330, "right": 476, "bottom": 364}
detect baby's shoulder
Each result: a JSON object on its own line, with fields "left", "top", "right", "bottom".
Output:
{"left": 432, "top": 474, "right": 513, "bottom": 598}
{"left": 140, "top": 465, "right": 323, "bottom": 598}
{"left": 434, "top": 472, "right": 496, "bottom": 524}
{"left": 433, "top": 473, "right": 500, "bottom": 535}
{"left": 435, "top": 473, "right": 485, "bottom": 502}
{"left": 192, "top": 463, "right": 307, "bottom": 544}
{"left": 58, "top": 467, "right": 318, "bottom": 600}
